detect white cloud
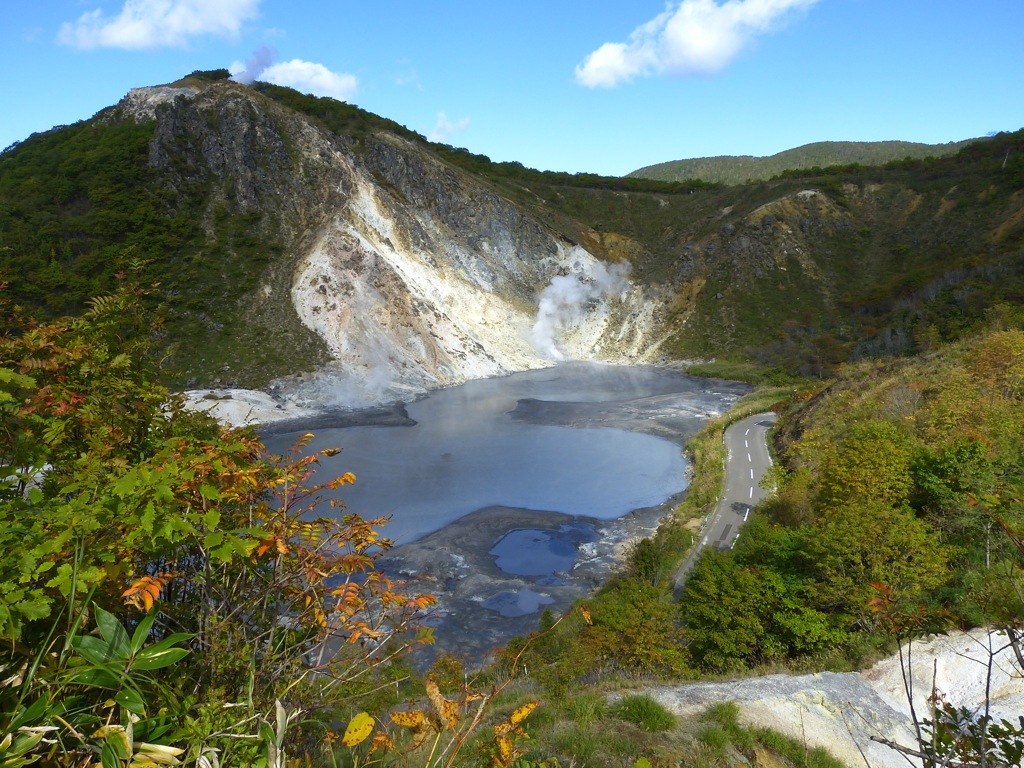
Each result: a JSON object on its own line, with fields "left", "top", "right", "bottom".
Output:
{"left": 394, "top": 59, "right": 423, "bottom": 90}
{"left": 257, "top": 60, "right": 358, "bottom": 101}
{"left": 228, "top": 49, "right": 358, "bottom": 101}
{"left": 58, "top": 0, "right": 261, "bottom": 50}
{"left": 395, "top": 70, "right": 424, "bottom": 90}
{"left": 427, "top": 111, "right": 471, "bottom": 144}
{"left": 575, "top": 0, "right": 820, "bottom": 87}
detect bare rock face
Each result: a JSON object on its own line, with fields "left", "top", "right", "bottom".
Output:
{"left": 121, "top": 83, "right": 669, "bottom": 405}
{"left": 285, "top": 129, "right": 673, "bottom": 405}
{"left": 642, "top": 629, "right": 1024, "bottom": 768}
{"left": 120, "top": 86, "right": 199, "bottom": 121}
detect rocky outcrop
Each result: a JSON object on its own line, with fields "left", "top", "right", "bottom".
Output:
{"left": 286, "top": 144, "right": 663, "bottom": 406}
{"left": 120, "top": 83, "right": 670, "bottom": 406}
{"left": 642, "top": 629, "right": 1024, "bottom": 768}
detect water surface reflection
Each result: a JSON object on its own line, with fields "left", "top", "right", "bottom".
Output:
{"left": 262, "top": 363, "right": 746, "bottom": 545}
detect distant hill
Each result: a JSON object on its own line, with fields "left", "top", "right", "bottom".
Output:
{"left": 628, "top": 139, "right": 980, "bottom": 184}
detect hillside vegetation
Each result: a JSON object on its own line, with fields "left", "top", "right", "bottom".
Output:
{"left": 3, "top": 71, "right": 1024, "bottom": 767}
{"left": 502, "top": 132, "right": 1024, "bottom": 370}
{"left": 628, "top": 138, "right": 978, "bottom": 185}
{"left": 2, "top": 75, "right": 1022, "bottom": 390}
{"left": 5, "top": 290, "right": 1023, "bottom": 766}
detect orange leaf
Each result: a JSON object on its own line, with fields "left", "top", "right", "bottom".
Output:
{"left": 368, "top": 732, "right": 394, "bottom": 755}
{"left": 256, "top": 535, "right": 290, "bottom": 558}
{"left": 123, "top": 574, "right": 171, "bottom": 611}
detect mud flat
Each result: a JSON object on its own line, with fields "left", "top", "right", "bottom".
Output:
{"left": 258, "top": 403, "right": 417, "bottom": 434}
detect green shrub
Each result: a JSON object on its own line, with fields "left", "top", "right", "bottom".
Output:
{"left": 754, "top": 728, "right": 848, "bottom": 768}
{"left": 700, "top": 700, "right": 740, "bottom": 726}
{"left": 609, "top": 694, "right": 676, "bottom": 732}
{"left": 565, "top": 692, "right": 607, "bottom": 724}
{"left": 697, "top": 723, "right": 730, "bottom": 752}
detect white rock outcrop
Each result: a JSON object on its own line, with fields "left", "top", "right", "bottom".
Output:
{"left": 283, "top": 150, "right": 666, "bottom": 409}
{"left": 644, "top": 630, "right": 1024, "bottom": 768}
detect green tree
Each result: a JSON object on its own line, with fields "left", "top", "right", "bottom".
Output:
{"left": 804, "top": 499, "right": 950, "bottom": 628}
{"left": 584, "top": 579, "right": 687, "bottom": 675}
{"left": 816, "top": 421, "right": 913, "bottom": 511}
{"left": 680, "top": 552, "right": 773, "bottom": 671}
{"left": 971, "top": 329, "right": 1024, "bottom": 401}
{"left": 681, "top": 542, "right": 844, "bottom": 671}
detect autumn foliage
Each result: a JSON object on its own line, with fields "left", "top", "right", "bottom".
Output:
{"left": 0, "top": 282, "right": 435, "bottom": 765}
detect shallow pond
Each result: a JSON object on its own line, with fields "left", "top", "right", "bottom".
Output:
{"left": 261, "top": 362, "right": 746, "bottom": 545}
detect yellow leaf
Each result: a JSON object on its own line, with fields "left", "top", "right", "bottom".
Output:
{"left": 389, "top": 710, "right": 425, "bottom": 728}
{"left": 508, "top": 701, "right": 539, "bottom": 727}
{"left": 425, "top": 680, "right": 460, "bottom": 730}
{"left": 341, "top": 712, "right": 374, "bottom": 747}
{"left": 495, "top": 735, "right": 514, "bottom": 766}
{"left": 425, "top": 680, "right": 446, "bottom": 717}
{"left": 441, "top": 699, "right": 459, "bottom": 730}
{"left": 495, "top": 702, "right": 538, "bottom": 737}
{"left": 92, "top": 725, "right": 125, "bottom": 739}
{"left": 133, "top": 742, "right": 186, "bottom": 765}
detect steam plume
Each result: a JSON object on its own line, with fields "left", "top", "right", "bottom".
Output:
{"left": 530, "top": 261, "right": 630, "bottom": 360}
{"left": 230, "top": 45, "right": 277, "bottom": 84}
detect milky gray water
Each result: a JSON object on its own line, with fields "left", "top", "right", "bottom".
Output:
{"left": 262, "top": 363, "right": 746, "bottom": 545}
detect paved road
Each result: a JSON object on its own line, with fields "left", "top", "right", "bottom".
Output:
{"left": 674, "top": 411, "right": 778, "bottom": 588}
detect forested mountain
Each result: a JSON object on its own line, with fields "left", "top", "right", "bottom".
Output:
{"left": 627, "top": 138, "right": 979, "bottom": 185}
{"left": 1, "top": 70, "right": 1022, "bottom": 394}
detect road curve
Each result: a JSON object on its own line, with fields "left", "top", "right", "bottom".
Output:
{"left": 674, "top": 411, "right": 778, "bottom": 588}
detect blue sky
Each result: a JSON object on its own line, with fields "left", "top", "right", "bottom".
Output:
{"left": 4, "top": 0, "right": 1023, "bottom": 176}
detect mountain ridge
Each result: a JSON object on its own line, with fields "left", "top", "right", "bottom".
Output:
{"left": 628, "top": 138, "right": 981, "bottom": 185}
{"left": 1, "top": 74, "right": 1022, "bottom": 397}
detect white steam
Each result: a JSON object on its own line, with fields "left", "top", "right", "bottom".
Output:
{"left": 530, "top": 261, "right": 631, "bottom": 361}
{"left": 427, "top": 111, "right": 472, "bottom": 143}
